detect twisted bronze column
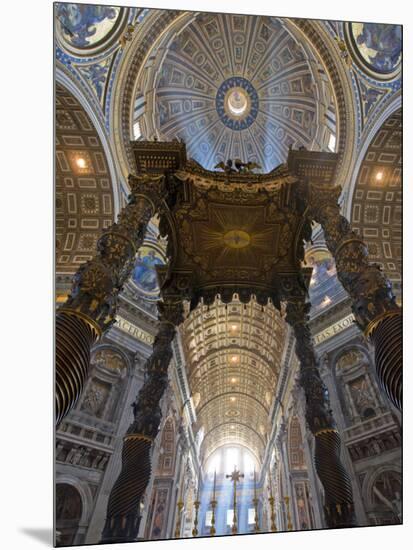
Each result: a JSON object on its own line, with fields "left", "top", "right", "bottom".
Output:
{"left": 286, "top": 300, "right": 356, "bottom": 529}
{"left": 101, "top": 299, "right": 184, "bottom": 543}
{"left": 56, "top": 174, "right": 166, "bottom": 425}
{"left": 308, "top": 184, "right": 401, "bottom": 410}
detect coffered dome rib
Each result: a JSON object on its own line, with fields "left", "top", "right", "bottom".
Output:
{"left": 137, "top": 13, "right": 335, "bottom": 172}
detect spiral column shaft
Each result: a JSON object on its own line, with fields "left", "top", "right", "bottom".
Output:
{"left": 56, "top": 175, "right": 167, "bottom": 425}
{"left": 286, "top": 300, "right": 356, "bottom": 528}
{"left": 368, "top": 312, "right": 402, "bottom": 409}
{"left": 55, "top": 311, "right": 99, "bottom": 424}
{"left": 307, "top": 183, "right": 402, "bottom": 409}
{"left": 101, "top": 300, "right": 184, "bottom": 543}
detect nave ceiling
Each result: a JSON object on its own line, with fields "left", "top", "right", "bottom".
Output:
{"left": 182, "top": 295, "right": 287, "bottom": 465}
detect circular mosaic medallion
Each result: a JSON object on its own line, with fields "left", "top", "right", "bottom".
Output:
{"left": 131, "top": 244, "right": 166, "bottom": 299}
{"left": 55, "top": 3, "right": 127, "bottom": 56}
{"left": 345, "top": 22, "right": 401, "bottom": 80}
{"left": 216, "top": 77, "right": 259, "bottom": 130}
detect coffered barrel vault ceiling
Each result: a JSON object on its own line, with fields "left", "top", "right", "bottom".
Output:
{"left": 141, "top": 13, "right": 336, "bottom": 172}
{"left": 182, "top": 296, "right": 287, "bottom": 464}
{"left": 56, "top": 83, "right": 114, "bottom": 274}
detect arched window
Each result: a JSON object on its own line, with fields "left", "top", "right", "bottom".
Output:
{"left": 205, "top": 445, "right": 258, "bottom": 479}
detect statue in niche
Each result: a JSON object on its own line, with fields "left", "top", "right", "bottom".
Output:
{"left": 151, "top": 489, "right": 168, "bottom": 538}
{"left": 348, "top": 376, "right": 375, "bottom": 417}
{"left": 295, "top": 483, "right": 310, "bottom": 529}
{"left": 81, "top": 381, "right": 107, "bottom": 417}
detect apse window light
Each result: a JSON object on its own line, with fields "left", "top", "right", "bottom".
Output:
{"left": 248, "top": 508, "right": 256, "bottom": 525}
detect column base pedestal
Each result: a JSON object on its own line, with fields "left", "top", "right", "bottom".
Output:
{"left": 101, "top": 436, "right": 151, "bottom": 543}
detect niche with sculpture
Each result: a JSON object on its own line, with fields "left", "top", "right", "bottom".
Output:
{"left": 333, "top": 347, "right": 382, "bottom": 425}
{"left": 79, "top": 348, "right": 128, "bottom": 422}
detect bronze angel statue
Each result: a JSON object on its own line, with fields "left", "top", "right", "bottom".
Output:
{"left": 214, "top": 158, "right": 261, "bottom": 173}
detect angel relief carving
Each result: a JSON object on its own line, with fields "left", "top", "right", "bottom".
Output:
{"left": 92, "top": 349, "right": 126, "bottom": 376}
{"left": 336, "top": 349, "right": 366, "bottom": 371}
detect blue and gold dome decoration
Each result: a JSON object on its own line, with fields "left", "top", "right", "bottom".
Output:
{"left": 216, "top": 77, "right": 259, "bottom": 130}
{"left": 149, "top": 13, "right": 333, "bottom": 172}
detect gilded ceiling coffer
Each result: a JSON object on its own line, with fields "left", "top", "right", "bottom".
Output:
{"left": 285, "top": 300, "right": 356, "bottom": 528}
{"left": 101, "top": 298, "right": 184, "bottom": 543}
{"left": 55, "top": 168, "right": 179, "bottom": 425}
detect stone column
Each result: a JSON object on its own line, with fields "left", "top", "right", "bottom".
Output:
{"left": 56, "top": 174, "right": 166, "bottom": 425}
{"left": 308, "top": 183, "right": 402, "bottom": 409}
{"left": 286, "top": 300, "right": 356, "bottom": 528}
{"left": 101, "top": 298, "right": 184, "bottom": 544}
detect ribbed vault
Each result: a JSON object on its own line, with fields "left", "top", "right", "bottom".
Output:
{"left": 181, "top": 295, "right": 286, "bottom": 464}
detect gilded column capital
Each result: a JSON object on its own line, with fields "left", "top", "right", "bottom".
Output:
{"left": 304, "top": 181, "right": 400, "bottom": 332}
{"left": 56, "top": 173, "right": 171, "bottom": 424}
